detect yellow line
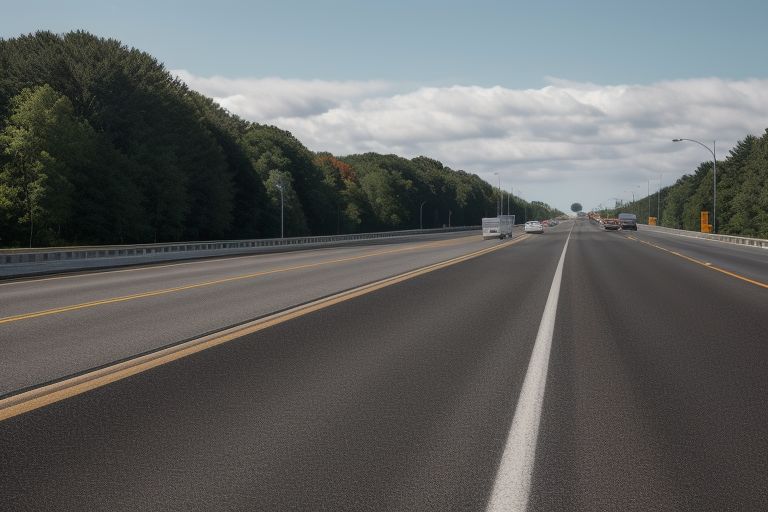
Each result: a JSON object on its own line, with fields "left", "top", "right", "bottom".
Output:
{"left": 625, "top": 234, "right": 768, "bottom": 289}
{"left": 0, "top": 235, "right": 529, "bottom": 421}
{"left": 0, "top": 234, "right": 478, "bottom": 288}
{"left": 0, "top": 235, "right": 480, "bottom": 325}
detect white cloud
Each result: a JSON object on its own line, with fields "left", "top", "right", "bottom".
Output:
{"left": 175, "top": 70, "right": 768, "bottom": 212}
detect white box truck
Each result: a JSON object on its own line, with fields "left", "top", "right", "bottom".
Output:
{"left": 482, "top": 215, "right": 514, "bottom": 239}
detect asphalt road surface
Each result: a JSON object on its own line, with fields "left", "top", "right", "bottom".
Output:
{"left": 0, "top": 230, "right": 504, "bottom": 395}
{"left": 1, "top": 219, "right": 766, "bottom": 511}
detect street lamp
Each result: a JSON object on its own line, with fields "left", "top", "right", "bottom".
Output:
{"left": 275, "top": 178, "right": 285, "bottom": 238}
{"left": 420, "top": 200, "right": 427, "bottom": 230}
{"left": 624, "top": 186, "right": 639, "bottom": 214}
{"left": 673, "top": 138, "right": 717, "bottom": 232}
{"left": 493, "top": 172, "right": 500, "bottom": 216}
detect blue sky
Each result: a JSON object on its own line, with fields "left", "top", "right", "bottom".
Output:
{"left": 5, "top": 0, "right": 767, "bottom": 86}
{"left": 3, "top": 0, "right": 768, "bottom": 212}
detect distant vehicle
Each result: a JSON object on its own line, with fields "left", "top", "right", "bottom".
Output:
{"left": 617, "top": 212, "right": 637, "bottom": 230}
{"left": 482, "top": 216, "right": 513, "bottom": 239}
{"left": 525, "top": 220, "right": 544, "bottom": 234}
{"left": 541, "top": 220, "right": 550, "bottom": 227}
{"left": 602, "top": 218, "right": 620, "bottom": 230}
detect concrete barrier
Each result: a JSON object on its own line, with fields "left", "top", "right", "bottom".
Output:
{"left": 638, "top": 224, "right": 768, "bottom": 249}
{"left": 0, "top": 226, "right": 480, "bottom": 268}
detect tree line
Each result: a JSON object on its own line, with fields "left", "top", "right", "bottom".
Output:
{"left": 599, "top": 131, "right": 768, "bottom": 238}
{"left": 0, "top": 31, "right": 561, "bottom": 248}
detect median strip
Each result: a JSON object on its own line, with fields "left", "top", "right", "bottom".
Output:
{"left": 0, "top": 234, "right": 529, "bottom": 422}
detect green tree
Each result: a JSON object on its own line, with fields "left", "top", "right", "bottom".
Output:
{"left": 0, "top": 84, "right": 76, "bottom": 246}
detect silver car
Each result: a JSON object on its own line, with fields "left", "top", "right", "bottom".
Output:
{"left": 524, "top": 221, "right": 544, "bottom": 234}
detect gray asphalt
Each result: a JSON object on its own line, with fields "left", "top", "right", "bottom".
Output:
{"left": 1, "top": 219, "right": 766, "bottom": 511}
{"left": 0, "top": 230, "right": 482, "bottom": 279}
{"left": 0, "top": 230, "right": 515, "bottom": 395}
{"left": 634, "top": 225, "right": 768, "bottom": 283}
{"left": 0, "top": 224, "right": 565, "bottom": 511}
{"left": 530, "top": 220, "right": 767, "bottom": 510}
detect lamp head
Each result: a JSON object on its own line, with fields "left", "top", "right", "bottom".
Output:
{"left": 672, "top": 138, "right": 682, "bottom": 142}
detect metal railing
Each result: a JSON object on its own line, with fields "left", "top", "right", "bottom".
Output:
{"left": 638, "top": 224, "right": 768, "bottom": 249}
{"left": 1, "top": 226, "right": 481, "bottom": 265}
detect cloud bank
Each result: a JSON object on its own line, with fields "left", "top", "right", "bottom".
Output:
{"left": 175, "top": 70, "right": 768, "bottom": 212}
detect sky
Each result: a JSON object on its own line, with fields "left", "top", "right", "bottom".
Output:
{"left": 3, "top": 0, "right": 768, "bottom": 212}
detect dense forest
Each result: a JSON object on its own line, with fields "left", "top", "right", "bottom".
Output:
{"left": 0, "top": 31, "right": 561, "bottom": 248}
{"left": 603, "top": 131, "right": 768, "bottom": 238}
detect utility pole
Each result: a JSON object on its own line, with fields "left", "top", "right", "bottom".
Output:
{"left": 657, "top": 173, "right": 662, "bottom": 225}
{"left": 276, "top": 178, "right": 285, "bottom": 238}
{"left": 672, "top": 138, "right": 717, "bottom": 232}
{"left": 647, "top": 179, "right": 651, "bottom": 223}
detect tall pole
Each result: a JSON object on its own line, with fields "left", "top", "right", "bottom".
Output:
{"left": 279, "top": 182, "right": 284, "bottom": 238}
{"left": 647, "top": 179, "right": 651, "bottom": 223}
{"left": 713, "top": 140, "right": 717, "bottom": 233}
{"left": 498, "top": 175, "right": 501, "bottom": 216}
{"left": 657, "top": 174, "right": 662, "bottom": 224}
{"left": 420, "top": 200, "right": 427, "bottom": 229}
{"left": 672, "top": 138, "right": 717, "bottom": 232}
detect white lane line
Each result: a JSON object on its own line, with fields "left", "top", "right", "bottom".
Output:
{"left": 486, "top": 225, "right": 573, "bottom": 512}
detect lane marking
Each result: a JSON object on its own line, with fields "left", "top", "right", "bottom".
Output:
{"left": 0, "top": 235, "right": 482, "bottom": 325}
{"left": 637, "top": 227, "right": 768, "bottom": 251}
{"left": 486, "top": 225, "right": 572, "bottom": 512}
{"left": 0, "top": 235, "right": 530, "bottom": 422}
{"left": 623, "top": 234, "right": 768, "bottom": 289}
{"left": 0, "top": 234, "right": 482, "bottom": 288}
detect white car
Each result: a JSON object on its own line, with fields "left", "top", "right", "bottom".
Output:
{"left": 524, "top": 221, "right": 544, "bottom": 234}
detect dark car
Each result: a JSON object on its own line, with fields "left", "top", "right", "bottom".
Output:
{"left": 617, "top": 212, "right": 637, "bottom": 230}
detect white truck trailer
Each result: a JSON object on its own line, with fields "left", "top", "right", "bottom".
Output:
{"left": 482, "top": 215, "right": 515, "bottom": 239}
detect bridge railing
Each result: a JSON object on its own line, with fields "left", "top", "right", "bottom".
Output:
{"left": 0, "top": 226, "right": 481, "bottom": 265}
{"left": 638, "top": 224, "right": 768, "bottom": 249}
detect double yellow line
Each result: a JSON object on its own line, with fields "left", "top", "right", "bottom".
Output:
{"left": 624, "top": 235, "right": 768, "bottom": 289}
{"left": 0, "top": 235, "right": 528, "bottom": 421}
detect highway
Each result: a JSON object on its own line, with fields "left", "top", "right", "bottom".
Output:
{"left": 1, "top": 219, "right": 766, "bottom": 511}
{"left": 0, "top": 230, "right": 497, "bottom": 395}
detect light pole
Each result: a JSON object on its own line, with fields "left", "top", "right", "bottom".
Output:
{"left": 658, "top": 173, "right": 662, "bottom": 224}
{"left": 624, "top": 186, "right": 639, "bottom": 214}
{"left": 448, "top": 209, "right": 452, "bottom": 228}
{"left": 493, "top": 172, "right": 500, "bottom": 216}
{"left": 419, "top": 200, "right": 427, "bottom": 229}
{"left": 647, "top": 179, "right": 651, "bottom": 223}
{"left": 275, "top": 178, "right": 284, "bottom": 238}
{"left": 673, "top": 138, "right": 717, "bottom": 232}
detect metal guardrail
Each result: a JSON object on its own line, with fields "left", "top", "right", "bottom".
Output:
{"left": 0, "top": 226, "right": 480, "bottom": 265}
{"left": 638, "top": 224, "right": 768, "bottom": 249}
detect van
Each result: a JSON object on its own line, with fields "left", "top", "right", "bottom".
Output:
{"left": 617, "top": 213, "right": 637, "bottom": 230}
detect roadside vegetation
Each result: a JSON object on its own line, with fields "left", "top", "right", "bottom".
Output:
{"left": 0, "top": 31, "right": 561, "bottom": 247}
{"left": 601, "top": 133, "right": 768, "bottom": 238}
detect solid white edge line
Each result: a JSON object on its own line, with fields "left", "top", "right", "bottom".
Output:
{"left": 486, "top": 224, "right": 573, "bottom": 512}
